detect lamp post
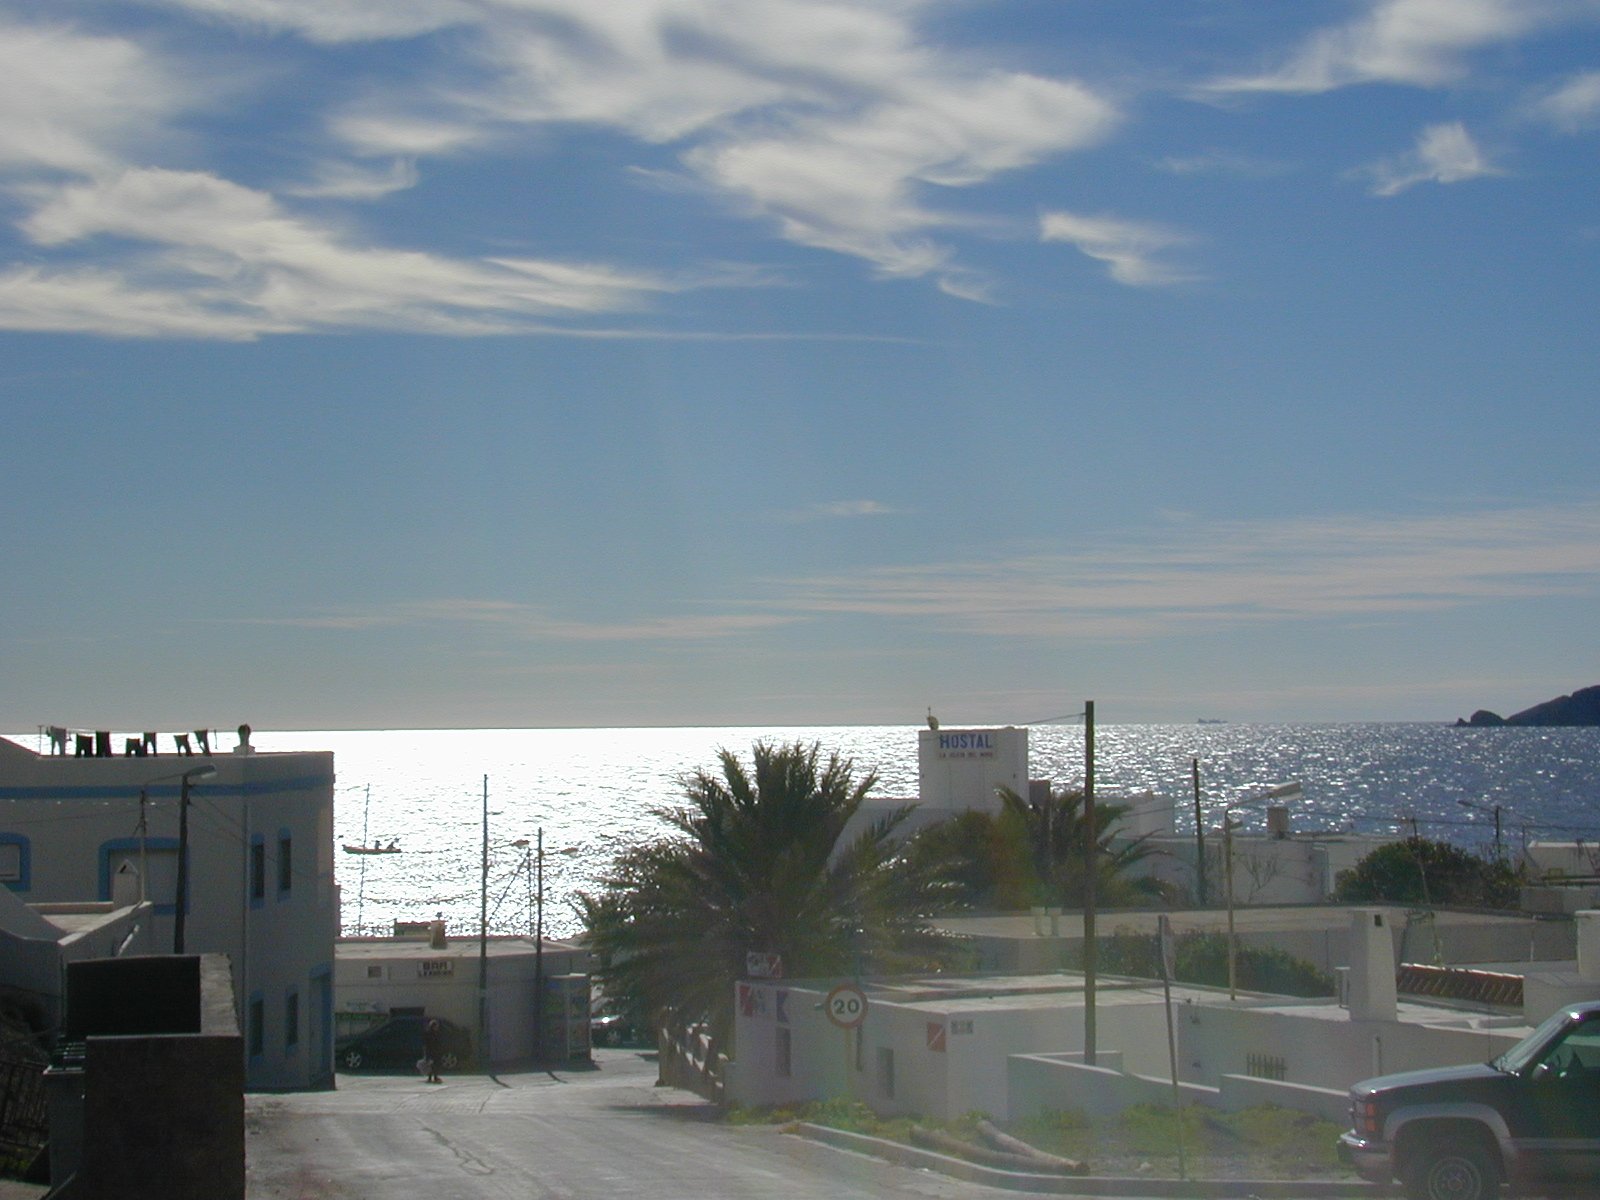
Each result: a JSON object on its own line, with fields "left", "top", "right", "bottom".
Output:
{"left": 168, "top": 765, "right": 217, "bottom": 953}
{"left": 1221, "top": 781, "right": 1301, "bottom": 1000}
{"left": 533, "top": 830, "right": 545, "bottom": 1062}
{"left": 1082, "top": 700, "right": 1097, "bottom": 1066}
{"left": 479, "top": 776, "right": 489, "bottom": 1070}
{"left": 1458, "top": 799, "right": 1506, "bottom": 862}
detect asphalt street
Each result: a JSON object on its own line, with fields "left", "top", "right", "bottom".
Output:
{"left": 247, "top": 1048, "right": 1019, "bottom": 1200}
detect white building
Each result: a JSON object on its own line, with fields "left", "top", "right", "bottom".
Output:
{"left": 726, "top": 907, "right": 1593, "bottom": 1125}
{"left": 334, "top": 930, "right": 590, "bottom": 1065}
{"left": 846, "top": 726, "right": 1032, "bottom": 845}
{"left": 0, "top": 880, "right": 157, "bottom": 1034}
{"left": 916, "top": 726, "right": 1029, "bottom": 813}
{"left": 0, "top": 731, "right": 337, "bottom": 1089}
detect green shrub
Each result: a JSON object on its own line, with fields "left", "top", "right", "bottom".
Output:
{"left": 1074, "top": 929, "right": 1334, "bottom": 996}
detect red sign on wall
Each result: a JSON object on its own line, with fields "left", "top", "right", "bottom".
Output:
{"left": 926, "top": 1021, "right": 946, "bottom": 1052}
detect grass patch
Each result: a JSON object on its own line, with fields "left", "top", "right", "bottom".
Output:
{"left": 733, "top": 1097, "right": 1350, "bottom": 1180}
{"left": 1015, "top": 1103, "right": 1348, "bottom": 1178}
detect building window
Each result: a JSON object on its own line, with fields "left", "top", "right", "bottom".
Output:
{"left": 876, "top": 1047, "right": 895, "bottom": 1099}
{"left": 0, "top": 836, "right": 28, "bottom": 890}
{"left": 277, "top": 832, "right": 293, "bottom": 895}
{"left": 775, "top": 1027, "right": 791, "bottom": 1078}
{"left": 100, "top": 839, "right": 179, "bottom": 914}
{"left": 366, "top": 965, "right": 384, "bottom": 980}
{"left": 248, "top": 996, "right": 265, "bottom": 1059}
{"left": 284, "top": 991, "right": 300, "bottom": 1051}
{"left": 250, "top": 838, "right": 265, "bottom": 905}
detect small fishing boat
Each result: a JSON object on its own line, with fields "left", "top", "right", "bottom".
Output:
{"left": 342, "top": 841, "right": 402, "bottom": 855}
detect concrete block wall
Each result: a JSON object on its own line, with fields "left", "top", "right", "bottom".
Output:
{"left": 1216, "top": 1073, "right": 1347, "bottom": 1123}
{"left": 79, "top": 1034, "right": 244, "bottom": 1200}
{"left": 1178, "top": 1003, "right": 1524, "bottom": 1091}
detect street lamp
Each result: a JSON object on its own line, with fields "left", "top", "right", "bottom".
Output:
{"left": 1458, "top": 799, "right": 1507, "bottom": 861}
{"left": 1222, "top": 781, "right": 1302, "bottom": 1000}
{"left": 167, "top": 765, "right": 217, "bottom": 953}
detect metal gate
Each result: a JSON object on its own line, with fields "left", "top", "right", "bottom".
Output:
{"left": 0, "top": 1050, "right": 46, "bottom": 1178}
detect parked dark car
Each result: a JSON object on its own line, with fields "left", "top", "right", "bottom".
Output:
{"left": 335, "top": 1015, "right": 472, "bottom": 1072}
{"left": 1339, "top": 1000, "right": 1600, "bottom": 1200}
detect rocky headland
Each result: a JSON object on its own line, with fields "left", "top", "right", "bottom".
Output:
{"left": 1456, "top": 685, "right": 1600, "bottom": 727}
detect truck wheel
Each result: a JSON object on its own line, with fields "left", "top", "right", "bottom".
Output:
{"left": 1402, "top": 1136, "right": 1501, "bottom": 1200}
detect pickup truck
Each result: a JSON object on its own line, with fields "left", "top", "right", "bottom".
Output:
{"left": 1339, "top": 1000, "right": 1600, "bottom": 1200}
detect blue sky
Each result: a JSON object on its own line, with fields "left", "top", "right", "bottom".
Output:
{"left": 2, "top": 0, "right": 1598, "bottom": 732}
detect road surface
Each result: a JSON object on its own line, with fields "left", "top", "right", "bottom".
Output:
{"left": 247, "top": 1049, "right": 1012, "bottom": 1200}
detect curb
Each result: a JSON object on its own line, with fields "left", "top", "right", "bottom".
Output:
{"left": 790, "top": 1123, "right": 1397, "bottom": 1198}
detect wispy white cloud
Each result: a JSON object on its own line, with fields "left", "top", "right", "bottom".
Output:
{"left": 134, "top": 0, "right": 477, "bottom": 44}
{"left": 1525, "top": 70, "right": 1600, "bottom": 130}
{"left": 1039, "top": 211, "right": 1194, "bottom": 286}
{"left": 283, "top": 158, "right": 420, "bottom": 200}
{"left": 145, "top": 0, "right": 1121, "bottom": 294}
{"left": 236, "top": 598, "right": 799, "bottom": 641}
{"left": 0, "top": 19, "right": 188, "bottom": 174}
{"left": 764, "top": 500, "right": 1600, "bottom": 640}
{"left": 1208, "top": 0, "right": 1570, "bottom": 94}
{"left": 0, "top": 2, "right": 1130, "bottom": 336}
{"left": 687, "top": 69, "right": 1116, "bottom": 287}
{"left": 771, "top": 499, "right": 908, "bottom": 523}
{"left": 231, "top": 501, "right": 1600, "bottom": 650}
{"left": 4, "top": 167, "right": 692, "bottom": 337}
{"left": 1153, "top": 151, "right": 1290, "bottom": 178}
{"left": 329, "top": 113, "right": 490, "bottom": 158}
{"left": 1359, "top": 121, "right": 1501, "bottom": 195}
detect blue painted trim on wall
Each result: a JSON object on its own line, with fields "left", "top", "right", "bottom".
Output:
{"left": 0, "top": 833, "right": 31, "bottom": 892}
{"left": 276, "top": 826, "right": 293, "bottom": 900}
{"left": 309, "top": 963, "right": 334, "bottom": 1077}
{"left": 249, "top": 834, "right": 266, "bottom": 909}
{"left": 284, "top": 985, "right": 301, "bottom": 1054}
{"left": 0, "top": 772, "right": 335, "bottom": 801}
{"left": 99, "top": 836, "right": 180, "bottom": 914}
{"left": 247, "top": 991, "right": 265, "bottom": 1060}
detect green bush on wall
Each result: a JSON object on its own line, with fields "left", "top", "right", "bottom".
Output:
{"left": 1069, "top": 928, "right": 1334, "bottom": 997}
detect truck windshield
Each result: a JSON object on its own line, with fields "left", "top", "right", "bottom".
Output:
{"left": 1494, "top": 1009, "right": 1576, "bottom": 1074}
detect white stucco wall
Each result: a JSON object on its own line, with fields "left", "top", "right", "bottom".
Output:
{"left": 0, "top": 737, "right": 337, "bottom": 1089}
{"left": 916, "top": 727, "right": 1028, "bottom": 813}
{"left": 727, "top": 978, "right": 1180, "bottom": 1121}
{"left": 334, "top": 936, "right": 589, "bottom": 1064}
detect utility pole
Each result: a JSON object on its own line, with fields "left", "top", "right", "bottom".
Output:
{"left": 1082, "top": 699, "right": 1096, "bottom": 1066}
{"left": 137, "top": 788, "right": 149, "bottom": 905}
{"left": 1191, "top": 758, "right": 1206, "bottom": 908}
{"left": 533, "top": 828, "right": 546, "bottom": 1062}
{"left": 1224, "top": 807, "right": 1238, "bottom": 999}
{"left": 478, "top": 775, "right": 489, "bottom": 1070}
{"left": 171, "top": 766, "right": 215, "bottom": 953}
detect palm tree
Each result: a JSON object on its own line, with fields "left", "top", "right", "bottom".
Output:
{"left": 911, "top": 785, "right": 1166, "bottom": 911}
{"left": 998, "top": 784, "right": 1167, "bottom": 908}
{"left": 580, "top": 741, "right": 956, "bottom": 1056}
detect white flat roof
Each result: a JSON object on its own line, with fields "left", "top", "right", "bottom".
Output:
{"left": 934, "top": 905, "right": 1541, "bottom": 941}
{"left": 336, "top": 935, "right": 582, "bottom": 961}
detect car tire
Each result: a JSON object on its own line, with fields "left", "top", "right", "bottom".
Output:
{"left": 342, "top": 1050, "right": 363, "bottom": 1070}
{"left": 441, "top": 1052, "right": 460, "bottom": 1070}
{"left": 1402, "top": 1135, "right": 1501, "bottom": 1200}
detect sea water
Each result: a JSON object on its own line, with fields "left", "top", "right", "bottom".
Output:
{"left": 169, "top": 722, "right": 1600, "bottom": 940}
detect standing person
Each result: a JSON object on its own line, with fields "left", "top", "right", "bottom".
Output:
{"left": 423, "top": 1019, "right": 443, "bottom": 1084}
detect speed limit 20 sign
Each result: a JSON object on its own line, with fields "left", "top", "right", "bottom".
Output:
{"left": 824, "top": 983, "right": 868, "bottom": 1029}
